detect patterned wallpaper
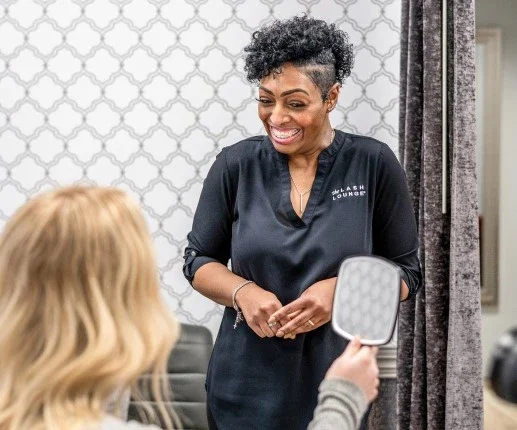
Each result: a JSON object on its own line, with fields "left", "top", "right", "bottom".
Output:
{"left": 0, "top": 0, "right": 401, "bottom": 337}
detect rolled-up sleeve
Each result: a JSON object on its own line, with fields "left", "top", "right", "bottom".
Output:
{"left": 183, "top": 148, "right": 235, "bottom": 284}
{"left": 372, "top": 144, "right": 422, "bottom": 298}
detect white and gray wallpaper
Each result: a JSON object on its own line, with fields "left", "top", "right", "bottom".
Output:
{"left": 0, "top": 0, "right": 401, "bottom": 337}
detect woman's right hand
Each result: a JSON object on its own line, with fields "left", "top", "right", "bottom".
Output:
{"left": 325, "top": 337, "right": 380, "bottom": 403}
{"left": 235, "top": 283, "right": 288, "bottom": 338}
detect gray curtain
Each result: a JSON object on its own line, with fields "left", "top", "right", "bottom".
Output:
{"left": 397, "top": 1, "right": 483, "bottom": 429}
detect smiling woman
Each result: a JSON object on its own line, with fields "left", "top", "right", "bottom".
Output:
{"left": 183, "top": 15, "right": 421, "bottom": 430}
{"left": 256, "top": 63, "right": 338, "bottom": 214}
{"left": 257, "top": 65, "right": 334, "bottom": 154}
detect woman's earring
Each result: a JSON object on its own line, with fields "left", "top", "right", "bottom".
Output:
{"left": 327, "top": 106, "right": 333, "bottom": 113}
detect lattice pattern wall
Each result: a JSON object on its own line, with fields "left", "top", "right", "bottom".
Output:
{"left": 0, "top": 0, "right": 401, "bottom": 336}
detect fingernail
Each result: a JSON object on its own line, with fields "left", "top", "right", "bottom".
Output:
{"left": 277, "top": 330, "right": 284, "bottom": 337}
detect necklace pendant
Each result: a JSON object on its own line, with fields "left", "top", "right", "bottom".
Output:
{"left": 290, "top": 174, "right": 312, "bottom": 216}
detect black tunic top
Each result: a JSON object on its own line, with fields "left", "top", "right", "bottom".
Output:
{"left": 183, "top": 130, "right": 421, "bottom": 430}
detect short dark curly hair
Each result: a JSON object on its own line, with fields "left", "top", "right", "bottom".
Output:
{"left": 243, "top": 16, "right": 354, "bottom": 99}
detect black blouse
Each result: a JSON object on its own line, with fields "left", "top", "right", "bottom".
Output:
{"left": 183, "top": 130, "right": 421, "bottom": 430}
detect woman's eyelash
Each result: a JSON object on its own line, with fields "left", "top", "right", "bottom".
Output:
{"left": 255, "top": 98, "right": 305, "bottom": 108}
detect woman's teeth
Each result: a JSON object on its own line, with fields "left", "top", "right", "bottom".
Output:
{"left": 271, "top": 128, "right": 300, "bottom": 139}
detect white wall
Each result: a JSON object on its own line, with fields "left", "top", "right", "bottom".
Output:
{"left": 477, "top": 0, "right": 517, "bottom": 375}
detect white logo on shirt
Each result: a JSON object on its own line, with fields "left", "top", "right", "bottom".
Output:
{"left": 332, "top": 185, "right": 367, "bottom": 200}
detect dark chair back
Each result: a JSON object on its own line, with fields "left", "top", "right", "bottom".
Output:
{"left": 129, "top": 323, "right": 213, "bottom": 429}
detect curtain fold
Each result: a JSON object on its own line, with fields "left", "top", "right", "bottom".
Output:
{"left": 445, "top": 2, "right": 483, "bottom": 428}
{"left": 397, "top": 1, "right": 483, "bottom": 429}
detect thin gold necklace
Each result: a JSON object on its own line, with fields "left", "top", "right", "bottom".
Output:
{"left": 290, "top": 175, "right": 311, "bottom": 214}
{"left": 289, "top": 129, "right": 335, "bottom": 215}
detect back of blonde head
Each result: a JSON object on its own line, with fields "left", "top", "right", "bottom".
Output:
{"left": 0, "top": 186, "right": 179, "bottom": 430}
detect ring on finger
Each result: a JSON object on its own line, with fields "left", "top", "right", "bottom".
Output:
{"left": 268, "top": 321, "right": 277, "bottom": 328}
{"left": 308, "top": 319, "right": 315, "bottom": 327}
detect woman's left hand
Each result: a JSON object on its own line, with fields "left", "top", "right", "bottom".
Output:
{"left": 267, "top": 277, "right": 337, "bottom": 338}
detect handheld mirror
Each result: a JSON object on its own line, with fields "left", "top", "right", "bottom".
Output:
{"left": 331, "top": 255, "right": 402, "bottom": 346}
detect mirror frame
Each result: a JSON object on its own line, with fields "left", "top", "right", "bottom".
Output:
{"left": 476, "top": 27, "right": 502, "bottom": 307}
{"left": 332, "top": 256, "right": 401, "bottom": 346}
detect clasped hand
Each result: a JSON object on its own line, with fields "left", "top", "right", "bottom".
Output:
{"left": 235, "top": 278, "right": 336, "bottom": 339}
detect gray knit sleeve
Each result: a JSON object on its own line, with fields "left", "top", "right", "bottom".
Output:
{"left": 307, "top": 378, "right": 368, "bottom": 430}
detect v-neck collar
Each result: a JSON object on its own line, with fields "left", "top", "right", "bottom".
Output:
{"left": 266, "top": 130, "right": 345, "bottom": 227}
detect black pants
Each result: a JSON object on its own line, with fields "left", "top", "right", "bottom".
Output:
{"left": 207, "top": 401, "right": 372, "bottom": 430}
{"left": 207, "top": 402, "right": 218, "bottom": 430}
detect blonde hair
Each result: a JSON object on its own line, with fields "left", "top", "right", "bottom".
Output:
{"left": 0, "top": 186, "right": 180, "bottom": 430}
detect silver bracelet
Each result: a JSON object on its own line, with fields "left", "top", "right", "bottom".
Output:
{"left": 232, "top": 280, "right": 253, "bottom": 329}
